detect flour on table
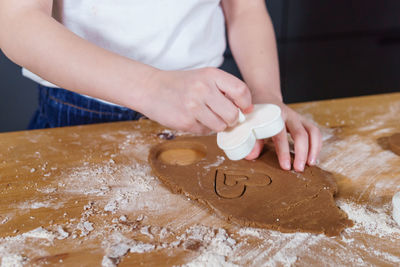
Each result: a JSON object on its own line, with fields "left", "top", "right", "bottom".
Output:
{"left": 104, "top": 200, "right": 118, "bottom": 213}
{"left": 0, "top": 254, "right": 26, "bottom": 267}
{"left": 0, "top": 227, "right": 58, "bottom": 266}
{"left": 237, "top": 228, "right": 262, "bottom": 239}
{"left": 83, "top": 221, "right": 94, "bottom": 232}
{"left": 319, "top": 135, "right": 399, "bottom": 182}
{"left": 203, "top": 156, "right": 225, "bottom": 169}
{"left": 0, "top": 217, "right": 9, "bottom": 225}
{"left": 56, "top": 226, "right": 69, "bottom": 240}
{"left": 60, "top": 161, "right": 157, "bottom": 214}
{"left": 339, "top": 200, "right": 400, "bottom": 238}
{"left": 17, "top": 200, "right": 64, "bottom": 210}
{"left": 179, "top": 225, "right": 237, "bottom": 267}
{"left": 36, "top": 187, "right": 57, "bottom": 194}
{"left": 22, "top": 227, "right": 55, "bottom": 241}
{"left": 140, "top": 225, "right": 154, "bottom": 239}
{"left": 101, "top": 232, "right": 156, "bottom": 267}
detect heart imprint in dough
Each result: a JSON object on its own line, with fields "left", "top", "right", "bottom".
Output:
{"left": 149, "top": 136, "right": 353, "bottom": 236}
{"left": 214, "top": 169, "right": 272, "bottom": 199}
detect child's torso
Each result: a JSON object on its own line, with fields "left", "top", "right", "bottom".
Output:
{"left": 52, "top": 0, "right": 226, "bottom": 70}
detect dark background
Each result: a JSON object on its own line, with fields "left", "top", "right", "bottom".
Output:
{"left": 1, "top": 0, "right": 400, "bottom": 132}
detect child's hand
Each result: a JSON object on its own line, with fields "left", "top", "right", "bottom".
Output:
{"left": 140, "top": 67, "right": 253, "bottom": 134}
{"left": 245, "top": 99, "right": 322, "bottom": 172}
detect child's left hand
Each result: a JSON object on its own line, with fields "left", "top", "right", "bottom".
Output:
{"left": 245, "top": 99, "right": 322, "bottom": 172}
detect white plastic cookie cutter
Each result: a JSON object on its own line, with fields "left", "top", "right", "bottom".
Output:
{"left": 217, "top": 104, "right": 285, "bottom": 160}
{"left": 393, "top": 192, "right": 400, "bottom": 226}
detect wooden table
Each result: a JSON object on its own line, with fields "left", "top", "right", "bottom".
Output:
{"left": 1, "top": 93, "right": 400, "bottom": 266}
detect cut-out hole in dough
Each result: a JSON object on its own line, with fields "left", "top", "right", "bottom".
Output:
{"left": 156, "top": 142, "right": 207, "bottom": 166}
{"left": 389, "top": 133, "right": 400, "bottom": 156}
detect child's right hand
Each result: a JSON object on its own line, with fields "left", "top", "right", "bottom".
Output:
{"left": 138, "top": 67, "right": 253, "bottom": 134}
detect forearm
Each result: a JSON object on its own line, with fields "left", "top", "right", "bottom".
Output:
{"left": 222, "top": 0, "right": 282, "bottom": 103}
{"left": 0, "top": 4, "right": 156, "bottom": 111}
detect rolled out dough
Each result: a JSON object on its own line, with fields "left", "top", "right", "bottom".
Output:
{"left": 389, "top": 133, "right": 400, "bottom": 156}
{"left": 149, "top": 136, "right": 353, "bottom": 236}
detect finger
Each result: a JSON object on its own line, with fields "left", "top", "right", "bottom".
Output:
{"left": 194, "top": 105, "right": 227, "bottom": 133}
{"left": 272, "top": 128, "right": 291, "bottom": 170}
{"left": 189, "top": 121, "right": 212, "bottom": 135}
{"left": 245, "top": 140, "right": 264, "bottom": 160}
{"left": 302, "top": 120, "right": 322, "bottom": 166}
{"left": 178, "top": 117, "right": 210, "bottom": 135}
{"left": 286, "top": 120, "right": 309, "bottom": 172}
{"left": 205, "top": 90, "right": 239, "bottom": 127}
{"left": 242, "top": 104, "right": 254, "bottom": 114}
{"left": 213, "top": 70, "right": 253, "bottom": 112}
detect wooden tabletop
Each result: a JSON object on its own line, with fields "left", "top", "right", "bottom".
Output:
{"left": 1, "top": 93, "right": 400, "bottom": 266}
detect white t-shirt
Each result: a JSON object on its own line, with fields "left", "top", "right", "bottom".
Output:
{"left": 23, "top": 0, "right": 226, "bottom": 92}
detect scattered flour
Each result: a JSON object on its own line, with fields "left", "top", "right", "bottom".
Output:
{"left": 203, "top": 156, "right": 225, "bottom": 169}
{"left": 140, "top": 225, "right": 153, "bottom": 239}
{"left": 237, "top": 228, "right": 262, "bottom": 239}
{"left": 0, "top": 227, "right": 59, "bottom": 267}
{"left": 56, "top": 226, "right": 69, "bottom": 240}
{"left": 22, "top": 227, "right": 55, "bottom": 241}
{"left": 101, "top": 232, "right": 156, "bottom": 267}
{"left": 100, "top": 224, "right": 239, "bottom": 267}
{"left": 319, "top": 135, "right": 399, "bottom": 181}
{"left": 0, "top": 254, "right": 26, "bottom": 267}
{"left": 179, "top": 225, "right": 237, "bottom": 267}
{"left": 60, "top": 161, "right": 158, "bottom": 214}
{"left": 0, "top": 217, "right": 9, "bottom": 225}
{"left": 17, "top": 200, "right": 64, "bottom": 210}
{"left": 83, "top": 221, "right": 94, "bottom": 232}
{"left": 36, "top": 187, "right": 57, "bottom": 194}
{"left": 104, "top": 200, "right": 118, "bottom": 214}
{"left": 184, "top": 253, "right": 238, "bottom": 267}
{"left": 338, "top": 200, "right": 400, "bottom": 238}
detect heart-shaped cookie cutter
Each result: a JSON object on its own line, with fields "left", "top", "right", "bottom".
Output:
{"left": 217, "top": 104, "right": 284, "bottom": 160}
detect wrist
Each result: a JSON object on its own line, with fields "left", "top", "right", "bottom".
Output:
{"left": 261, "top": 94, "right": 283, "bottom": 104}
{"left": 249, "top": 85, "right": 283, "bottom": 104}
{"left": 244, "top": 76, "right": 282, "bottom": 104}
{"left": 122, "top": 64, "right": 162, "bottom": 114}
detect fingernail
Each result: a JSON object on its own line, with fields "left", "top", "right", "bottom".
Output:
{"left": 295, "top": 162, "right": 305, "bottom": 172}
{"left": 301, "top": 162, "right": 306, "bottom": 171}
{"left": 284, "top": 161, "right": 291, "bottom": 170}
{"left": 243, "top": 105, "right": 254, "bottom": 114}
{"left": 309, "top": 158, "right": 315, "bottom": 165}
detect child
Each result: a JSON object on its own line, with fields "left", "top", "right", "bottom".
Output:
{"left": 0, "top": 0, "right": 321, "bottom": 172}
